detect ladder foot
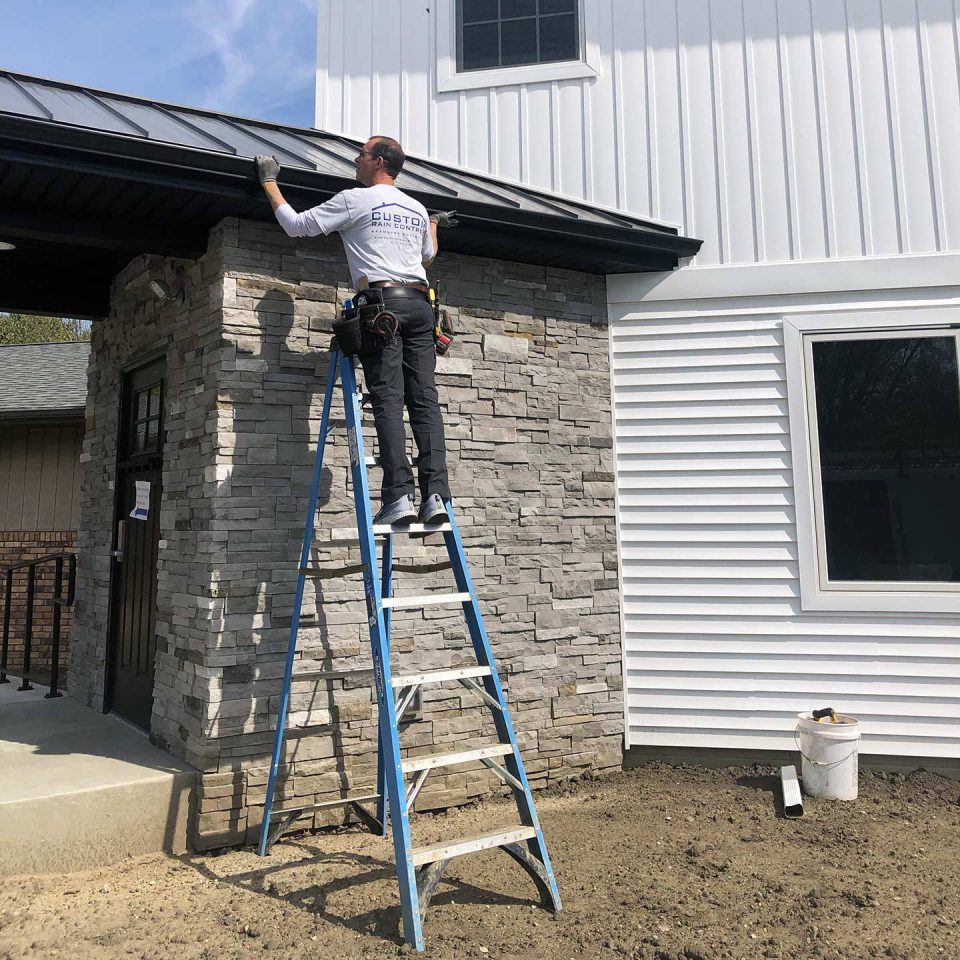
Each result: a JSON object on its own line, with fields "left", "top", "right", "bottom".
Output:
{"left": 501, "top": 842, "right": 562, "bottom": 913}
{"left": 409, "top": 841, "right": 559, "bottom": 926}
{"left": 415, "top": 859, "right": 450, "bottom": 913}
{"left": 259, "top": 809, "right": 303, "bottom": 856}
{"left": 348, "top": 799, "right": 383, "bottom": 835}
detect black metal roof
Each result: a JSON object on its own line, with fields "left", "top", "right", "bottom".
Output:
{"left": 0, "top": 340, "right": 89, "bottom": 420}
{"left": 0, "top": 70, "right": 701, "bottom": 318}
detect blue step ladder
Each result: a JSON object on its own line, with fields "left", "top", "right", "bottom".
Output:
{"left": 257, "top": 342, "right": 562, "bottom": 952}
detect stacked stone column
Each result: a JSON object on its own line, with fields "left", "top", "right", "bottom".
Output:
{"left": 71, "top": 219, "right": 625, "bottom": 850}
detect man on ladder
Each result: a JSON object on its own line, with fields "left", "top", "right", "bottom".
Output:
{"left": 255, "top": 137, "right": 457, "bottom": 526}
{"left": 252, "top": 141, "right": 561, "bottom": 953}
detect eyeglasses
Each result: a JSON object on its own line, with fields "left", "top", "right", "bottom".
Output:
{"left": 356, "top": 150, "right": 378, "bottom": 161}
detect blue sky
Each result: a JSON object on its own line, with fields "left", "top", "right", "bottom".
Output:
{"left": 0, "top": 0, "right": 317, "bottom": 127}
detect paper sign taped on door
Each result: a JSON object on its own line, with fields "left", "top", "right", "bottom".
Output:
{"left": 130, "top": 480, "right": 151, "bottom": 520}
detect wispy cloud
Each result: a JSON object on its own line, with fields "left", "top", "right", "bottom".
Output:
{"left": 0, "top": 0, "right": 317, "bottom": 127}
{"left": 174, "top": 0, "right": 316, "bottom": 122}
{"left": 177, "top": 0, "right": 257, "bottom": 108}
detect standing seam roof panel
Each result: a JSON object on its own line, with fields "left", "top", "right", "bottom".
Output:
{"left": 0, "top": 70, "right": 689, "bottom": 236}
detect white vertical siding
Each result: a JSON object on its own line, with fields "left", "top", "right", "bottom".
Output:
{"left": 315, "top": 0, "right": 960, "bottom": 264}
{"left": 609, "top": 272, "right": 960, "bottom": 759}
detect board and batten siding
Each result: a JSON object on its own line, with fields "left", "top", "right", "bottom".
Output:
{"left": 0, "top": 425, "right": 83, "bottom": 531}
{"left": 315, "top": 0, "right": 960, "bottom": 265}
{"left": 608, "top": 262, "right": 960, "bottom": 759}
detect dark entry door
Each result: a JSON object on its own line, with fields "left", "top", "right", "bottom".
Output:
{"left": 106, "top": 358, "right": 165, "bottom": 729}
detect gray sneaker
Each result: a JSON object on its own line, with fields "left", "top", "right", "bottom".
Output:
{"left": 417, "top": 494, "right": 448, "bottom": 525}
{"left": 373, "top": 495, "right": 417, "bottom": 526}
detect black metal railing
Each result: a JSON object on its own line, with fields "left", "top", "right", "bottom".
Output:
{"left": 0, "top": 553, "right": 77, "bottom": 698}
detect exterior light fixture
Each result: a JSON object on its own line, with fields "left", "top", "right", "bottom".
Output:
{"left": 0, "top": 241, "right": 16, "bottom": 251}
{"left": 149, "top": 279, "right": 186, "bottom": 306}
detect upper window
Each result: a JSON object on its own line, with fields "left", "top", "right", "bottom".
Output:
{"left": 806, "top": 330, "right": 960, "bottom": 589}
{"left": 456, "top": 0, "right": 580, "bottom": 72}
{"left": 131, "top": 382, "right": 163, "bottom": 455}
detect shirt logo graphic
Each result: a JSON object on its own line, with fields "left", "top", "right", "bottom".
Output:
{"left": 370, "top": 201, "right": 425, "bottom": 234}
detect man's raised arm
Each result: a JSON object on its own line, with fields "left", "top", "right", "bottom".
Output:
{"left": 255, "top": 155, "right": 347, "bottom": 239}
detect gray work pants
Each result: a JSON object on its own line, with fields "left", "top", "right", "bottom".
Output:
{"left": 358, "top": 296, "right": 451, "bottom": 505}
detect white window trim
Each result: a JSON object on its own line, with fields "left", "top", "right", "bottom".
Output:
{"left": 784, "top": 304, "right": 960, "bottom": 614}
{"left": 436, "top": 0, "right": 600, "bottom": 93}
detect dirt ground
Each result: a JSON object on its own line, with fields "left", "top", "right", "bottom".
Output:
{"left": 1, "top": 763, "right": 958, "bottom": 960}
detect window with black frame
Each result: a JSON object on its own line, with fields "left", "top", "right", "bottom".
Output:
{"left": 130, "top": 382, "right": 163, "bottom": 455}
{"left": 456, "top": 0, "right": 580, "bottom": 72}
{"left": 808, "top": 331, "right": 960, "bottom": 585}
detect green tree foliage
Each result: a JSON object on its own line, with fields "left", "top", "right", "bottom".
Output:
{"left": 0, "top": 313, "right": 91, "bottom": 345}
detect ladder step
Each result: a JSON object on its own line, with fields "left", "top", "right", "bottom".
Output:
{"left": 391, "top": 665, "right": 492, "bottom": 689}
{"left": 376, "top": 521, "right": 451, "bottom": 537}
{"left": 402, "top": 743, "right": 514, "bottom": 775}
{"left": 270, "top": 792, "right": 381, "bottom": 819}
{"left": 392, "top": 559, "right": 452, "bottom": 574}
{"left": 299, "top": 562, "right": 367, "bottom": 580}
{"left": 410, "top": 825, "right": 538, "bottom": 867}
{"left": 382, "top": 592, "right": 470, "bottom": 610}
{"left": 324, "top": 522, "right": 452, "bottom": 544}
{"left": 292, "top": 668, "right": 373, "bottom": 683}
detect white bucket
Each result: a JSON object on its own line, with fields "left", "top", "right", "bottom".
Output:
{"left": 795, "top": 712, "right": 860, "bottom": 800}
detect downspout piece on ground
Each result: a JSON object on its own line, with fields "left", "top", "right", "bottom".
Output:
{"left": 780, "top": 764, "right": 804, "bottom": 818}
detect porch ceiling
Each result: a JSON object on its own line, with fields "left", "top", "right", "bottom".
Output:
{"left": 0, "top": 70, "right": 703, "bottom": 319}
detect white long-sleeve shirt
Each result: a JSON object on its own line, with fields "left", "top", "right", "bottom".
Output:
{"left": 275, "top": 183, "right": 434, "bottom": 289}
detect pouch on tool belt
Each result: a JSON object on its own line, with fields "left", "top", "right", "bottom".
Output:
{"left": 355, "top": 290, "right": 399, "bottom": 350}
{"left": 333, "top": 306, "right": 364, "bottom": 356}
{"left": 334, "top": 291, "right": 399, "bottom": 356}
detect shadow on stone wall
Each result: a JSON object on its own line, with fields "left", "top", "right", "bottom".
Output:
{"left": 200, "top": 286, "right": 365, "bottom": 848}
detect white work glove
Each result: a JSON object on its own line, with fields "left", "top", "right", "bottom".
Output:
{"left": 429, "top": 210, "right": 459, "bottom": 228}
{"left": 255, "top": 155, "right": 280, "bottom": 184}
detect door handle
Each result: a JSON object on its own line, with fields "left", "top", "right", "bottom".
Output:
{"left": 112, "top": 520, "right": 126, "bottom": 562}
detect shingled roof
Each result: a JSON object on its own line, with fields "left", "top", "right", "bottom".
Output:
{"left": 0, "top": 70, "right": 701, "bottom": 317}
{"left": 0, "top": 341, "right": 90, "bottom": 420}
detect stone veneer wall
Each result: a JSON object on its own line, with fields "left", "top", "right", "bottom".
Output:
{"left": 69, "top": 243, "right": 227, "bottom": 721}
{"left": 71, "top": 217, "right": 624, "bottom": 850}
{"left": 194, "top": 220, "right": 624, "bottom": 847}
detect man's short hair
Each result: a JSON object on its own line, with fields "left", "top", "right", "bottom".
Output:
{"left": 370, "top": 136, "right": 405, "bottom": 178}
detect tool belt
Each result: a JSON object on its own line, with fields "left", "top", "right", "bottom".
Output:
{"left": 333, "top": 289, "right": 402, "bottom": 356}
{"left": 333, "top": 284, "right": 455, "bottom": 357}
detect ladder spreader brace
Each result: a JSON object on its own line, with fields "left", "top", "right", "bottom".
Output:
{"left": 256, "top": 342, "right": 561, "bottom": 951}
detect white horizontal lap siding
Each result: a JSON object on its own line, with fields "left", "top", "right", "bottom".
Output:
{"left": 611, "top": 307, "right": 960, "bottom": 760}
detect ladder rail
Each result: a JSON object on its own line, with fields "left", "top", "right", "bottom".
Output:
{"left": 443, "top": 506, "right": 563, "bottom": 911}
{"left": 257, "top": 347, "right": 340, "bottom": 858}
{"left": 340, "top": 353, "right": 426, "bottom": 950}
{"left": 376, "top": 530, "right": 394, "bottom": 837}
{"left": 395, "top": 683, "right": 420, "bottom": 723}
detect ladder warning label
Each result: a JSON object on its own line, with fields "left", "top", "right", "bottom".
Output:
{"left": 364, "top": 574, "right": 376, "bottom": 626}
{"left": 348, "top": 429, "right": 359, "bottom": 469}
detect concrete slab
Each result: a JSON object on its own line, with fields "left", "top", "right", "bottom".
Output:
{"left": 0, "top": 679, "right": 197, "bottom": 876}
